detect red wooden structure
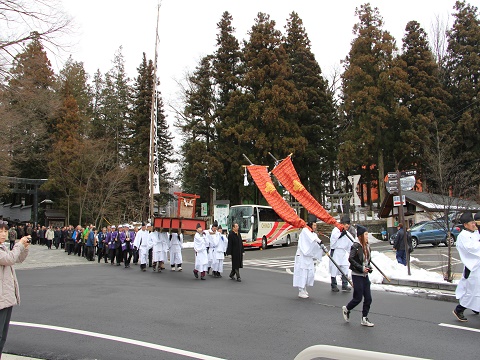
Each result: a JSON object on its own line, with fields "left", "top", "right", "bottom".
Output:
{"left": 174, "top": 192, "right": 200, "bottom": 218}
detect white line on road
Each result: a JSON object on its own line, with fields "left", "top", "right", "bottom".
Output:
{"left": 439, "top": 323, "right": 480, "bottom": 334}
{"left": 11, "top": 321, "right": 226, "bottom": 360}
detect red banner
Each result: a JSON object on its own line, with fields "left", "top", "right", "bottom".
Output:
{"left": 247, "top": 165, "right": 306, "bottom": 229}
{"left": 271, "top": 156, "right": 343, "bottom": 230}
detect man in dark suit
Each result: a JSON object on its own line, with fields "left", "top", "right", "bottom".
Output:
{"left": 226, "top": 223, "right": 244, "bottom": 282}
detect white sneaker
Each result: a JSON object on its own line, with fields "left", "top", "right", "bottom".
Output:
{"left": 342, "top": 306, "right": 350, "bottom": 322}
{"left": 361, "top": 317, "right": 374, "bottom": 327}
{"left": 177, "top": 267, "right": 182, "bottom": 272}
{"left": 298, "top": 289, "right": 309, "bottom": 298}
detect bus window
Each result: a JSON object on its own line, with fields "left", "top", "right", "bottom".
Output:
{"left": 258, "top": 207, "right": 278, "bottom": 222}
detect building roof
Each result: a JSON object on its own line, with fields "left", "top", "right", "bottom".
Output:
{"left": 379, "top": 190, "right": 480, "bottom": 218}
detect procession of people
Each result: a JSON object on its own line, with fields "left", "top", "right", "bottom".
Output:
{"left": 4, "top": 209, "right": 480, "bottom": 329}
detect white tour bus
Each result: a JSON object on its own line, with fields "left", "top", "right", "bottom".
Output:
{"left": 227, "top": 205, "right": 301, "bottom": 249}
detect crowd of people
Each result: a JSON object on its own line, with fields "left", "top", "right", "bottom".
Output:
{"left": 6, "top": 220, "right": 246, "bottom": 282}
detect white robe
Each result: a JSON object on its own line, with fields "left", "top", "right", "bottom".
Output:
{"left": 329, "top": 227, "right": 351, "bottom": 278}
{"left": 169, "top": 233, "right": 183, "bottom": 265}
{"left": 194, "top": 231, "right": 208, "bottom": 272}
{"left": 134, "top": 229, "right": 150, "bottom": 265}
{"left": 205, "top": 229, "right": 216, "bottom": 268}
{"left": 455, "top": 229, "right": 480, "bottom": 312}
{"left": 212, "top": 231, "right": 227, "bottom": 273}
{"left": 293, "top": 227, "right": 323, "bottom": 289}
{"left": 149, "top": 231, "right": 168, "bottom": 263}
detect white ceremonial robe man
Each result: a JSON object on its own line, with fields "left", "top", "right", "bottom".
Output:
{"left": 194, "top": 223, "right": 208, "bottom": 279}
{"left": 133, "top": 224, "right": 150, "bottom": 271}
{"left": 149, "top": 229, "right": 168, "bottom": 271}
{"left": 211, "top": 227, "right": 227, "bottom": 277}
{"left": 329, "top": 224, "right": 353, "bottom": 292}
{"left": 293, "top": 223, "right": 323, "bottom": 298}
{"left": 169, "top": 231, "right": 183, "bottom": 271}
{"left": 205, "top": 222, "right": 218, "bottom": 273}
{"left": 454, "top": 214, "right": 480, "bottom": 320}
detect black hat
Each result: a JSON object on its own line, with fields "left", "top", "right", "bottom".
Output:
{"left": 340, "top": 215, "right": 350, "bottom": 224}
{"left": 459, "top": 212, "right": 475, "bottom": 224}
{"left": 212, "top": 220, "right": 218, "bottom": 227}
{"left": 474, "top": 213, "right": 480, "bottom": 221}
{"left": 356, "top": 225, "right": 367, "bottom": 237}
{"left": 141, "top": 222, "right": 146, "bottom": 227}
{"left": 196, "top": 223, "right": 202, "bottom": 229}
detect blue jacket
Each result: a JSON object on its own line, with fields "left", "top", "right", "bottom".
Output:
{"left": 86, "top": 231, "right": 95, "bottom": 247}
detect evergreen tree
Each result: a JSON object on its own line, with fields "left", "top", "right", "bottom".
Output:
{"left": 5, "top": 36, "right": 57, "bottom": 178}
{"left": 400, "top": 20, "right": 452, "bottom": 188}
{"left": 340, "top": 4, "right": 408, "bottom": 207}
{"left": 177, "top": 56, "right": 222, "bottom": 204}
{"left": 444, "top": 1, "right": 480, "bottom": 167}
{"left": 283, "top": 11, "right": 338, "bottom": 201}
{"left": 129, "top": 53, "right": 174, "bottom": 218}
{"left": 212, "top": 11, "right": 242, "bottom": 201}
{"left": 96, "top": 47, "right": 132, "bottom": 165}
{"left": 223, "top": 12, "right": 307, "bottom": 203}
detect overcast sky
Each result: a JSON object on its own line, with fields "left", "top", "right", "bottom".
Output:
{"left": 57, "top": 0, "right": 457, "bottom": 124}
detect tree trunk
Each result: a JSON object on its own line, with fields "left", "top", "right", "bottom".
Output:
{"left": 378, "top": 148, "right": 385, "bottom": 208}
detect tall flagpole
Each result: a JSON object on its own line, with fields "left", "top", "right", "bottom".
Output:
{"left": 149, "top": 2, "right": 161, "bottom": 221}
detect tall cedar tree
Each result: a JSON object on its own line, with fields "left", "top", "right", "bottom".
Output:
{"left": 5, "top": 36, "right": 58, "bottom": 178}
{"left": 213, "top": 11, "right": 242, "bottom": 202}
{"left": 444, "top": 1, "right": 480, "bottom": 168}
{"left": 340, "top": 4, "right": 408, "bottom": 207}
{"left": 283, "top": 11, "right": 338, "bottom": 201}
{"left": 400, "top": 20, "right": 452, "bottom": 190}
{"left": 129, "top": 53, "right": 174, "bottom": 219}
{"left": 96, "top": 47, "right": 131, "bottom": 165}
{"left": 225, "top": 12, "right": 307, "bottom": 203}
{"left": 178, "top": 56, "right": 222, "bottom": 204}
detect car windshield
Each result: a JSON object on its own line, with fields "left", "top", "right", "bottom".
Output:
{"left": 410, "top": 223, "right": 424, "bottom": 231}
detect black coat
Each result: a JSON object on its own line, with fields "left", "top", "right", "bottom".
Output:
{"left": 394, "top": 228, "right": 405, "bottom": 250}
{"left": 227, "top": 230, "right": 244, "bottom": 269}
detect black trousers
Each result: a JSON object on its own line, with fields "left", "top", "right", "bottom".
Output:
{"left": 115, "top": 247, "right": 122, "bottom": 264}
{"left": 229, "top": 269, "right": 241, "bottom": 279}
{"left": 0, "top": 306, "right": 13, "bottom": 355}
{"left": 123, "top": 248, "right": 132, "bottom": 266}
{"left": 97, "top": 247, "right": 104, "bottom": 263}
{"left": 66, "top": 240, "right": 74, "bottom": 254}
{"left": 109, "top": 249, "right": 116, "bottom": 264}
{"left": 148, "top": 248, "right": 153, "bottom": 267}
{"left": 74, "top": 242, "right": 82, "bottom": 256}
{"left": 86, "top": 246, "right": 94, "bottom": 261}
{"left": 133, "top": 249, "right": 139, "bottom": 264}
{"left": 346, "top": 274, "right": 372, "bottom": 317}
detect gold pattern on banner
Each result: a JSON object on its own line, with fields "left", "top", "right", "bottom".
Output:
{"left": 265, "top": 182, "right": 276, "bottom": 193}
{"left": 293, "top": 180, "right": 305, "bottom": 192}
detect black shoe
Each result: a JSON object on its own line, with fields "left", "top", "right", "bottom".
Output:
{"left": 201, "top": 277, "right": 205, "bottom": 280}
{"left": 453, "top": 309, "right": 468, "bottom": 322}
{"left": 342, "top": 286, "right": 352, "bottom": 292}
{"left": 473, "top": 311, "right": 479, "bottom": 315}
{"left": 237, "top": 278, "right": 241, "bottom": 282}
{"left": 193, "top": 270, "right": 199, "bottom": 279}
{"left": 229, "top": 275, "right": 235, "bottom": 280}
{"left": 331, "top": 287, "right": 340, "bottom": 292}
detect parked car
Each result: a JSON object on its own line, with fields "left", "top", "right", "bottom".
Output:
{"left": 389, "top": 221, "right": 461, "bottom": 248}
{"left": 409, "top": 221, "right": 461, "bottom": 248}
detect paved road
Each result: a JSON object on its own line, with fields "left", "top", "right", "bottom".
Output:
{"left": 5, "top": 243, "right": 478, "bottom": 360}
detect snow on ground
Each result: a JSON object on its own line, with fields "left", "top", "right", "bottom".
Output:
{"left": 314, "top": 249, "right": 456, "bottom": 296}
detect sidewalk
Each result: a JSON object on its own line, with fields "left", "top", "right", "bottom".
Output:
{"left": 3, "top": 355, "right": 43, "bottom": 360}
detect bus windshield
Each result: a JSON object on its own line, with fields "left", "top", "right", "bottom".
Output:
{"left": 228, "top": 206, "right": 253, "bottom": 233}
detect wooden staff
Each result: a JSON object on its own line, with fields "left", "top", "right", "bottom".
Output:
{"left": 318, "top": 242, "right": 354, "bottom": 287}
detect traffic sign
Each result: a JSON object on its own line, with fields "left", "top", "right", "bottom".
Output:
{"left": 393, "top": 195, "right": 406, "bottom": 206}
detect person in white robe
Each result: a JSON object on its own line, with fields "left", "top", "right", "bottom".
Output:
{"left": 211, "top": 225, "right": 227, "bottom": 278}
{"left": 453, "top": 211, "right": 480, "bottom": 322}
{"left": 169, "top": 229, "right": 183, "bottom": 271}
{"left": 149, "top": 227, "right": 168, "bottom": 272}
{"left": 205, "top": 221, "right": 218, "bottom": 274}
{"left": 329, "top": 215, "right": 352, "bottom": 292}
{"left": 293, "top": 222, "right": 324, "bottom": 298}
{"left": 133, "top": 222, "right": 150, "bottom": 272}
{"left": 193, "top": 223, "right": 208, "bottom": 280}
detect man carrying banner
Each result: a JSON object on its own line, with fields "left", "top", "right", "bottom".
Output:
{"left": 293, "top": 222, "right": 324, "bottom": 298}
{"left": 330, "top": 215, "right": 352, "bottom": 292}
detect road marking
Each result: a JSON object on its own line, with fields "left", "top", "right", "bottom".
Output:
{"left": 426, "top": 263, "right": 462, "bottom": 271}
{"left": 11, "top": 321, "right": 226, "bottom": 360}
{"left": 439, "top": 323, "right": 480, "bottom": 333}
